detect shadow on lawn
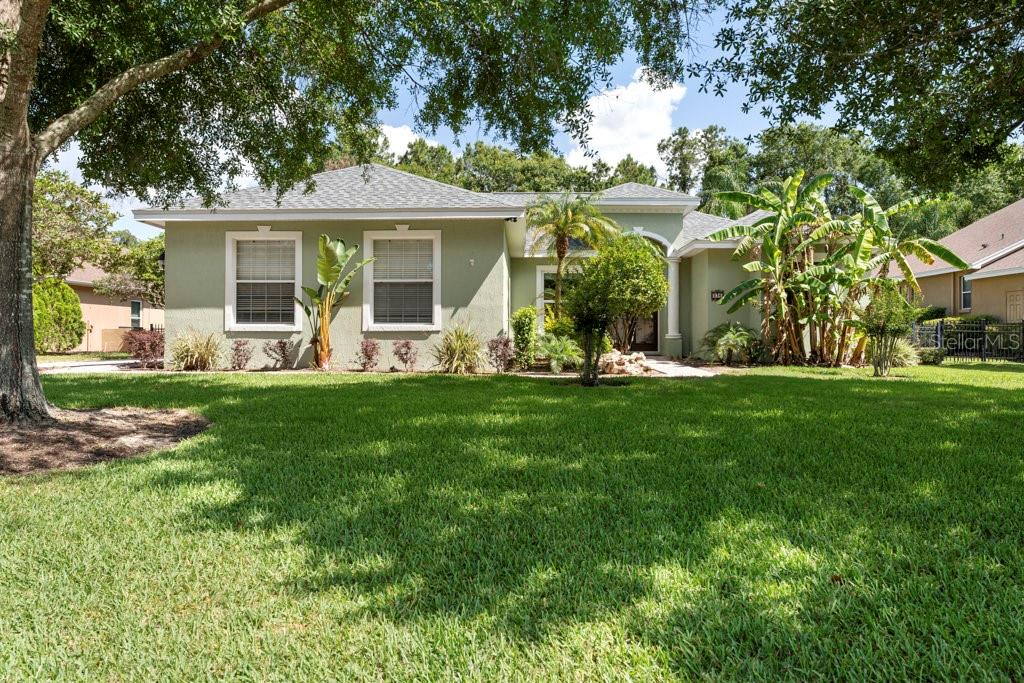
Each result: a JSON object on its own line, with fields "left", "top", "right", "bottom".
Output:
{"left": 40, "top": 370, "right": 1024, "bottom": 676}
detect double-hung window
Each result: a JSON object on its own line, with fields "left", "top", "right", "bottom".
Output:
{"left": 960, "top": 275, "right": 973, "bottom": 311}
{"left": 363, "top": 230, "right": 441, "bottom": 331}
{"left": 130, "top": 300, "right": 142, "bottom": 329}
{"left": 225, "top": 231, "right": 302, "bottom": 331}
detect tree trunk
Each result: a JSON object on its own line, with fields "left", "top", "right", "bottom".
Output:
{"left": 580, "top": 328, "right": 599, "bottom": 386}
{"left": 0, "top": 134, "right": 49, "bottom": 421}
{"left": 553, "top": 235, "right": 568, "bottom": 318}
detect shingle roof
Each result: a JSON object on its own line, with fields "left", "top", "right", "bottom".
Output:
{"left": 171, "top": 164, "right": 515, "bottom": 211}
{"left": 599, "top": 182, "right": 695, "bottom": 200}
{"left": 678, "top": 211, "right": 733, "bottom": 242}
{"left": 735, "top": 209, "right": 773, "bottom": 226}
{"left": 489, "top": 183, "right": 697, "bottom": 208}
{"left": 65, "top": 264, "right": 109, "bottom": 286}
{"left": 908, "top": 197, "right": 1024, "bottom": 276}
{"left": 971, "top": 239, "right": 1024, "bottom": 275}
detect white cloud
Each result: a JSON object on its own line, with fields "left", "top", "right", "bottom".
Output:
{"left": 566, "top": 68, "right": 686, "bottom": 179}
{"left": 380, "top": 124, "right": 439, "bottom": 158}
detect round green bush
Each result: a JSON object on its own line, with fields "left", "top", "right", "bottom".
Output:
{"left": 33, "top": 279, "right": 85, "bottom": 353}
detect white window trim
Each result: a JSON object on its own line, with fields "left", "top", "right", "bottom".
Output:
{"left": 224, "top": 230, "right": 303, "bottom": 333}
{"left": 362, "top": 229, "right": 442, "bottom": 332}
{"left": 960, "top": 275, "right": 973, "bottom": 312}
{"left": 535, "top": 265, "right": 557, "bottom": 332}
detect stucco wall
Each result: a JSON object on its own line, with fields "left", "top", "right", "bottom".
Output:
{"left": 972, "top": 274, "right": 1024, "bottom": 321}
{"left": 72, "top": 285, "right": 163, "bottom": 352}
{"left": 917, "top": 273, "right": 957, "bottom": 315}
{"left": 164, "top": 219, "right": 507, "bottom": 369}
{"left": 686, "top": 249, "right": 759, "bottom": 352}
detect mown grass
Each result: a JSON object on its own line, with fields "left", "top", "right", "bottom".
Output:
{"left": 2, "top": 364, "right": 1023, "bottom": 680}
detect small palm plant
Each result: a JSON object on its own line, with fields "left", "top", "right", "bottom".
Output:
{"left": 297, "top": 235, "right": 372, "bottom": 369}
{"left": 526, "top": 193, "right": 619, "bottom": 316}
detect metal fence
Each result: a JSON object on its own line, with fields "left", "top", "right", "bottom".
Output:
{"left": 913, "top": 320, "right": 1024, "bottom": 361}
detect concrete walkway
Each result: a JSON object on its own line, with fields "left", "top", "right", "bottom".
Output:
{"left": 39, "top": 359, "right": 140, "bottom": 373}
{"left": 645, "top": 357, "right": 716, "bottom": 378}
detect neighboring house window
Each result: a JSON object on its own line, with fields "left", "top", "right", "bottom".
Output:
{"left": 130, "top": 300, "right": 142, "bottom": 329}
{"left": 960, "top": 276, "right": 972, "bottom": 311}
{"left": 363, "top": 230, "right": 441, "bottom": 332}
{"left": 224, "top": 231, "right": 302, "bottom": 332}
{"left": 535, "top": 265, "right": 557, "bottom": 331}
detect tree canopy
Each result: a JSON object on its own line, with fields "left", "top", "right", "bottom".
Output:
{"left": 31, "top": 171, "right": 117, "bottom": 280}
{"left": 702, "top": 0, "right": 1024, "bottom": 187}
{"left": 656, "top": 123, "right": 1024, "bottom": 239}
{"left": 28, "top": 0, "right": 705, "bottom": 206}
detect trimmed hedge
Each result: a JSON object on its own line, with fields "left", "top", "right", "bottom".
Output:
{"left": 33, "top": 279, "right": 85, "bottom": 353}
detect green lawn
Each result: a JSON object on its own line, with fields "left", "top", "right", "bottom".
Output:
{"left": 36, "top": 351, "right": 131, "bottom": 364}
{"left": 3, "top": 365, "right": 1023, "bottom": 680}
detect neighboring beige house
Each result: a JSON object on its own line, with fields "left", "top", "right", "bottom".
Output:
{"left": 898, "top": 198, "right": 1024, "bottom": 321}
{"left": 65, "top": 265, "right": 164, "bottom": 352}
{"left": 135, "top": 164, "right": 763, "bottom": 366}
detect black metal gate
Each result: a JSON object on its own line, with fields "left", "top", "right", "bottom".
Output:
{"left": 912, "top": 320, "right": 1024, "bottom": 361}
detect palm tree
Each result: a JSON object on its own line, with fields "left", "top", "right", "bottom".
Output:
{"left": 526, "top": 193, "right": 619, "bottom": 316}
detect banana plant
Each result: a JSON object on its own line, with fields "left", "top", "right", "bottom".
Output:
{"left": 848, "top": 186, "right": 969, "bottom": 292}
{"left": 708, "top": 171, "right": 838, "bottom": 364}
{"left": 296, "top": 235, "right": 373, "bottom": 369}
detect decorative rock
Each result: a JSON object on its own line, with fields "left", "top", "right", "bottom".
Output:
{"left": 599, "top": 349, "right": 656, "bottom": 376}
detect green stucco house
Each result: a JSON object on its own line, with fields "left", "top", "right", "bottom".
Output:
{"left": 135, "top": 164, "right": 760, "bottom": 367}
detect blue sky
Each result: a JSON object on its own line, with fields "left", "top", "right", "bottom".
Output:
{"left": 50, "top": 19, "right": 832, "bottom": 240}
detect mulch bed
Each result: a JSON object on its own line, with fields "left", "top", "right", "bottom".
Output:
{"left": 0, "top": 408, "right": 208, "bottom": 476}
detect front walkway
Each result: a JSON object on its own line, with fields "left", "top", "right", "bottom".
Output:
{"left": 645, "top": 357, "right": 716, "bottom": 378}
{"left": 38, "top": 359, "right": 140, "bottom": 374}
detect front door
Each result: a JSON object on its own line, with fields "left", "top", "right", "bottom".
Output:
{"left": 631, "top": 312, "right": 659, "bottom": 352}
{"left": 1008, "top": 290, "right": 1023, "bottom": 322}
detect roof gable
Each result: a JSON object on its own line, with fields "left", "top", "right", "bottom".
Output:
{"left": 599, "top": 182, "right": 694, "bottom": 200}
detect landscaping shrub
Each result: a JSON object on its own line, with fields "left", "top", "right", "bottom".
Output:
{"left": 32, "top": 279, "right": 85, "bottom": 353}
{"left": 861, "top": 286, "right": 920, "bottom": 377}
{"left": 486, "top": 334, "right": 514, "bottom": 373}
{"left": 433, "top": 325, "right": 482, "bottom": 374}
{"left": 917, "top": 305, "right": 946, "bottom": 322}
{"left": 537, "top": 334, "right": 582, "bottom": 373}
{"left": 392, "top": 340, "right": 417, "bottom": 372}
{"left": 917, "top": 346, "right": 946, "bottom": 365}
{"left": 122, "top": 328, "right": 164, "bottom": 368}
{"left": 543, "top": 307, "right": 576, "bottom": 338}
{"left": 867, "top": 337, "right": 919, "bottom": 367}
{"left": 510, "top": 307, "right": 537, "bottom": 369}
{"left": 697, "top": 322, "right": 760, "bottom": 365}
{"left": 961, "top": 313, "right": 1001, "bottom": 324}
{"left": 170, "top": 329, "right": 222, "bottom": 371}
{"left": 229, "top": 339, "right": 253, "bottom": 370}
{"left": 357, "top": 338, "right": 381, "bottom": 371}
{"left": 262, "top": 339, "right": 296, "bottom": 369}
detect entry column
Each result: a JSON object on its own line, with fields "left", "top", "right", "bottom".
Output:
{"left": 666, "top": 257, "right": 681, "bottom": 340}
